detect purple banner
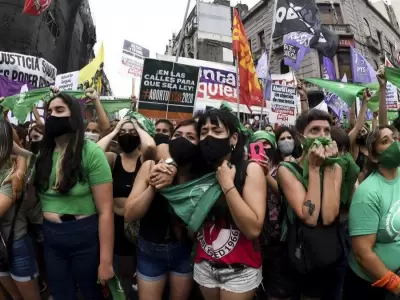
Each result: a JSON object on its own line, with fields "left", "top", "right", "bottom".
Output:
{"left": 350, "top": 47, "right": 375, "bottom": 120}
{"left": 322, "top": 57, "right": 336, "bottom": 80}
{"left": 350, "top": 47, "right": 376, "bottom": 84}
{"left": 283, "top": 32, "right": 311, "bottom": 70}
{"left": 322, "top": 58, "right": 348, "bottom": 119}
{"left": 0, "top": 75, "right": 32, "bottom": 97}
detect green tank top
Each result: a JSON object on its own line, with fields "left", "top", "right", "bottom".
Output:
{"left": 39, "top": 141, "right": 112, "bottom": 215}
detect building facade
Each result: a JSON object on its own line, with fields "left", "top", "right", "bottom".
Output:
{"left": 0, "top": 0, "right": 112, "bottom": 95}
{"left": 243, "top": 0, "right": 400, "bottom": 82}
{"left": 369, "top": 0, "right": 400, "bottom": 30}
{"left": 165, "top": 0, "right": 249, "bottom": 65}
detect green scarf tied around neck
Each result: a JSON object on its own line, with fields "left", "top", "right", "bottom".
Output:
{"left": 302, "top": 137, "right": 359, "bottom": 205}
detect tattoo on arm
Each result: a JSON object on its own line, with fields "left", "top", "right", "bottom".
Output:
{"left": 304, "top": 200, "right": 315, "bottom": 216}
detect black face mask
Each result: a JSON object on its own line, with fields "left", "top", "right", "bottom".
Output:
{"left": 30, "top": 141, "right": 41, "bottom": 154}
{"left": 199, "top": 136, "right": 231, "bottom": 166}
{"left": 169, "top": 137, "right": 198, "bottom": 166}
{"left": 356, "top": 134, "right": 367, "bottom": 146}
{"left": 45, "top": 116, "right": 73, "bottom": 138}
{"left": 118, "top": 134, "right": 140, "bottom": 153}
{"left": 154, "top": 133, "right": 170, "bottom": 146}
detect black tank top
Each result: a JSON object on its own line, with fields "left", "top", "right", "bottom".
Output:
{"left": 112, "top": 155, "right": 142, "bottom": 198}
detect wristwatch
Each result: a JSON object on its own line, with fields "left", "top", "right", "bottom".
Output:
{"left": 165, "top": 158, "right": 178, "bottom": 169}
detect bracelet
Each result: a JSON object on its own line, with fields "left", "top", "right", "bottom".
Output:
{"left": 224, "top": 186, "right": 236, "bottom": 196}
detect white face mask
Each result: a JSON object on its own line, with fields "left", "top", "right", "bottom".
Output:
{"left": 85, "top": 132, "right": 100, "bottom": 142}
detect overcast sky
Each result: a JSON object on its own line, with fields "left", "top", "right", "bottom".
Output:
{"left": 88, "top": 0, "right": 259, "bottom": 96}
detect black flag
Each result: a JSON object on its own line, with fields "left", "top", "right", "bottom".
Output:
{"left": 273, "top": 0, "right": 339, "bottom": 58}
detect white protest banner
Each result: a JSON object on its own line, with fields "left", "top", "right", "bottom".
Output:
{"left": 267, "top": 72, "right": 299, "bottom": 125}
{"left": 0, "top": 51, "right": 57, "bottom": 88}
{"left": 120, "top": 40, "right": 150, "bottom": 78}
{"left": 55, "top": 71, "right": 80, "bottom": 91}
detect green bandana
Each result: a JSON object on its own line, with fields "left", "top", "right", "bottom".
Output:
{"left": 124, "top": 110, "right": 155, "bottom": 136}
{"left": 302, "top": 137, "right": 339, "bottom": 186}
{"left": 160, "top": 172, "right": 222, "bottom": 232}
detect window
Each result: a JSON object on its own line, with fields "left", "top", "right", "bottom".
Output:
{"left": 318, "top": 4, "right": 343, "bottom": 24}
{"left": 363, "top": 19, "right": 371, "bottom": 36}
{"left": 338, "top": 51, "right": 352, "bottom": 82}
{"left": 248, "top": 39, "right": 252, "bottom": 52}
{"left": 388, "top": 40, "right": 395, "bottom": 56}
{"left": 280, "top": 60, "right": 289, "bottom": 74}
{"left": 376, "top": 31, "right": 382, "bottom": 49}
{"left": 258, "top": 30, "right": 265, "bottom": 50}
{"left": 45, "top": 11, "right": 60, "bottom": 39}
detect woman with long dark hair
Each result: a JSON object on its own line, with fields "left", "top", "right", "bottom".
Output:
{"left": 193, "top": 108, "right": 266, "bottom": 300}
{"left": 124, "top": 119, "right": 197, "bottom": 300}
{"left": 33, "top": 92, "right": 114, "bottom": 299}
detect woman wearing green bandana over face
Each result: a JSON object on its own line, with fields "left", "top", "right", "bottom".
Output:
{"left": 276, "top": 109, "right": 344, "bottom": 300}
{"left": 342, "top": 125, "right": 400, "bottom": 300}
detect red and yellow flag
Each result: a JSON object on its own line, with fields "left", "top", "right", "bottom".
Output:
{"left": 232, "top": 8, "right": 263, "bottom": 110}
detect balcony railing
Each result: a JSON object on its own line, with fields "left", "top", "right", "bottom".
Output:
{"left": 322, "top": 24, "right": 352, "bottom": 36}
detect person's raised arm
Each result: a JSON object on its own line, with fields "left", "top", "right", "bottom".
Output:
{"left": 277, "top": 146, "right": 324, "bottom": 226}
{"left": 97, "top": 118, "right": 126, "bottom": 153}
{"left": 32, "top": 105, "right": 44, "bottom": 125}
{"left": 124, "top": 160, "right": 156, "bottom": 221}
{"left": 297, "top": 80, "right": 309, "bottom": 112}
{"left": 349, "top": 90, "right": 370, "bottom": 146}
{"left": 85, "top": 88, "right": 110, "bottom": 133}
{"left": 377, "top": 66, "right": 388, "bottom": 126}
{"left": 132, "top": 119, "right": 156, "bottom": 162}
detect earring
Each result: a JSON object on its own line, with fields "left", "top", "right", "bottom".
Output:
{"left": 231, "top": 144, "right": 236, "bottom": 151}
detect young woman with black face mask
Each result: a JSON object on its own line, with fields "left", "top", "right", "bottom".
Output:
{"left": 32, "top": 92, "right": 115, "bottom": 300}
{"left": 193, "top": 109, "right": 266, "bottom": 300}
{"left": 124, "top": 119, "right": 198, "bottom": 300}
{"left": 97, "top": 116, "right": 156, "bottom": 296}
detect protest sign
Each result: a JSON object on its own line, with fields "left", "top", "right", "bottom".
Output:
{"left": 55, "top": 71, "right": 80, "bottom": 91}
{"left": 197, "top": 66, "right": 237, "bottom": 102}
{"left": 139, "top": 58, "right": 199, "bottom": 120}
{"left": 0, "top": 51, "right": 57, "bottom": 88}
{"left": 120, "top": 40, "right": 150, "bottom": 78}
{"left": 267, "top": 73, "right": 299, "bottom": 125}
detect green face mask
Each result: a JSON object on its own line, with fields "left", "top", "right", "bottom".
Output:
{"left": 301, "top": 136, "right": 332, "bottom": 153}
{"left": 378, "top": 141, "right": 400, "bottom": 168}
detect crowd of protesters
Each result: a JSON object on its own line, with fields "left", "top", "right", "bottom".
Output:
{"left": 0, "top": 67, "right": 398, "bottom": 300}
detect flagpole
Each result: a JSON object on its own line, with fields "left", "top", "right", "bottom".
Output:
{"left": 175, "top": 0, "right": 191, "bottom": 63}
{"left": 235, "top": 53, "right": 240, "bottom": 119}
{"left": 259, "top": 0, "right": 277, "bottom": 130}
